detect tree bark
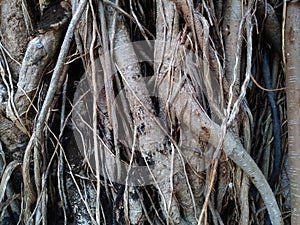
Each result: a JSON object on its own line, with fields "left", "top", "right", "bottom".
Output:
{"left": 285, "top": 1, "right": 300, "bottom": 224}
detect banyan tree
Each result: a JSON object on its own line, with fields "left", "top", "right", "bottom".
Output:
{"left": 0, "top": 0, "right": 299, "bottom": 224}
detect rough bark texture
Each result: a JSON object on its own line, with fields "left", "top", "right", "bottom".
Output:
{"left": 0, "top": 0, "right": 29, "bottom": 80}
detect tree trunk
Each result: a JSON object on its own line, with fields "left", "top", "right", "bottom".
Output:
{"left": 285, "top": 1, "right": 300, "bottom": 224}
